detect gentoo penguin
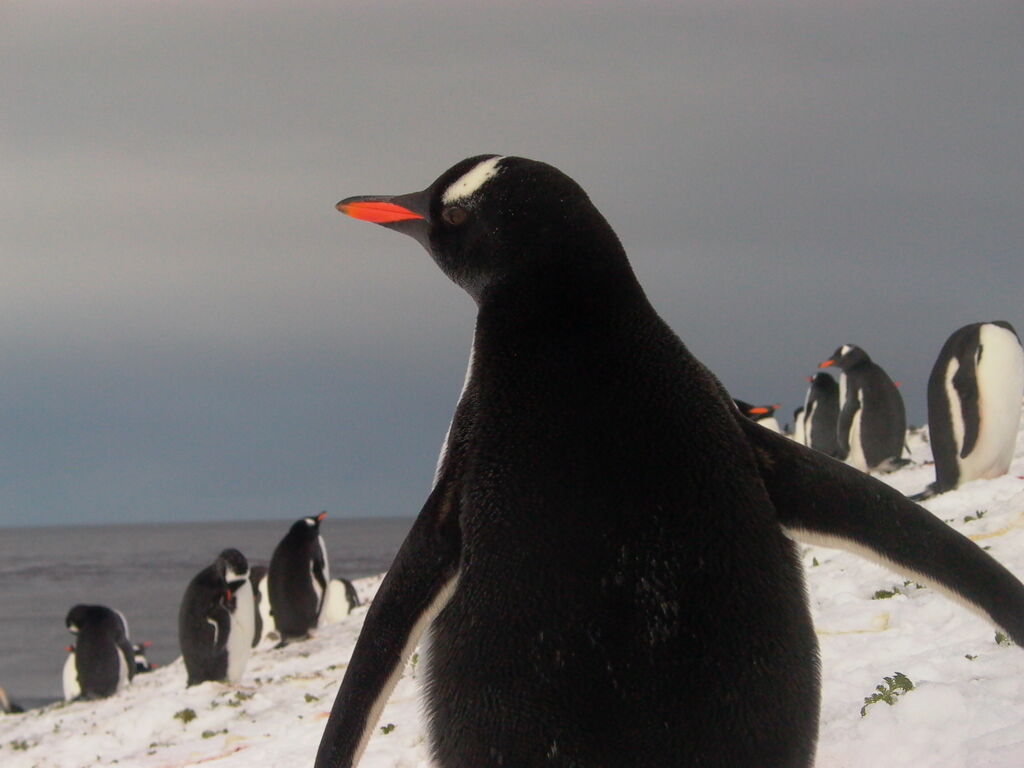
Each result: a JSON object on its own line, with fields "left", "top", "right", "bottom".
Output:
{"left": 178, "top": 548, "right": 254, "bottom": 686}
{"left": 268, "top": 512, "right": 330, "bottom": 643}
{"left": 819, "top": 344, "right": 907, "bottom": 472}
{"left": 249, "top": 564, "right": 271, "bottom": 646}
{"left": 63, "top": 605, "right": 135, "bottom": 700}
{"left": 317, "top": 155, "right": 1024, "bottom": 768}
{"left": 918, "top": 321, "right": 1024, "bottom": 498}
{"left": 802, "top": 372, "right": 840, "bottom": 457}
{"left": 131, "top": 642, "right": 156, "bottom": 673}
{"left": 735, "top": 399, "right": 783, "bottom": 433}
{"left": 320, "top": 578, "right": 362, "bottom": 624}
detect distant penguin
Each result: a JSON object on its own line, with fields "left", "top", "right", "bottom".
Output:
{"left": 320, "top": 578, "right": 362, "bottom": 624}
{"left": 791, "top": 406, "right": 806, "bottom": 445}
{"left": 131, "top": 642, "right": 156, "bottom": 673}
{"left": 63, "top": 605, "right": 135, "bottom": 700}
{"left": 802, "top": 372, "right": 840, "bottom": 457}
{"left": 317, "top": 155, "right": 1024, "bottom": 768}
{"left": 820, "top": 344, "right": 907, "bottom": 472}
{"left": 734, "top": 400, "right": 783, "bottom": 433}
{"left": 178, "top": 548, "right": 254, "bottom": 686}
{"left": 269, "top": 512, "right": 330, "bottom": 643}
{"left": 919, "top": 321, "right": 1024, "bottom": 497}
{"left": 249, "top": 564, "right": 271, "bottom": 646}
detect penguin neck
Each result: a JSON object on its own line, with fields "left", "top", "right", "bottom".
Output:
{"left": 474, "top": 255, "right": 649, "bottom": 348}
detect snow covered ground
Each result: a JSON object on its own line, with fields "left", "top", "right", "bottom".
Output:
{"left": 3, "top": 422, "right": 1024, "bottom": 767}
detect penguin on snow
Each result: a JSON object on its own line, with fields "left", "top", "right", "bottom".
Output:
{"left": 819, "top": 344, "right": 907, "bottom": 472}
{"left": 317, "top": 156, "right": 1024, "bottom": 768}
{"left": 916, "top": 320, "right": 1024, "bottom": 499}
{"left": 178, "top": 548, "right": 254, "bottom": 686}
{"left": 131, "top": 642, "right": 156, "bottom": 674}
{"left": 268, "top": 512, "right": 330, "bottom": 643}
{"left": 63, "top": 605, "right": 135, "bottom": 701}
{"left": 802, "top": 372, "right": 840, "bottom": 458}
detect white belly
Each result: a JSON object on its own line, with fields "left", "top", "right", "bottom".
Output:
{"left": 226, "top": 580, "right": 255, "bottom": 683}
{"left": 62, "top": 652, "right": 79, "bottom": 701}
{"left": 957, "top": 324, "right": 1024, "bottom": 483}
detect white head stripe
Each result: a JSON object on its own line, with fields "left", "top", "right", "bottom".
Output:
{"left": 441, "top": 156, "right": 505, "bottom": 205}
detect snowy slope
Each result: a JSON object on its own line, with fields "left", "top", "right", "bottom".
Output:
{"left": 2, "top": 423, "right": 1024, "bottom": 768}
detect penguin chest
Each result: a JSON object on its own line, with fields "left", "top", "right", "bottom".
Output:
{"left": 225, "top": 582, "right": 255, "bottom": 682}
{"left": 62, "top": 652, "right": 79, "bottom": 701}
{"left": 959, "top": 324, "right": 1024, "bottom": 481}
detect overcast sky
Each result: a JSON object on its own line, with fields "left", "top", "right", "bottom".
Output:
{"left": 2, "top": 1, "right": 1022, "bottom": 527}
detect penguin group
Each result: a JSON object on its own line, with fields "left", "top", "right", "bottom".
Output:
{"left": 176, "top": 512, "right": 360, "bottom": 687}
{"left": 317, "top": 155, "right": 1024, "bottom": 768}
{"left": 779, "top": 325, "right": 1023, "bottom": 500}
{"left": 53, "top": 513, "right": 361, "bottom": 704}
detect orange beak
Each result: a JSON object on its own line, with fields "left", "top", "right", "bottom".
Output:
{"left": 748, "top": 406, "right": 771, "bottom": 416}
{"left": 336, "top": 199, "right": 424, "bottom": 224}
{"left": 818, "top": 359, "right": 834, "bottom": 368}
{"left": 317, "top": 511, "right": 328, "bottom": 522}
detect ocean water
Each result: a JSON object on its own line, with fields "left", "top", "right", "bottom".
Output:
{"left": 0, "top": 517, "right": 410, "bottom": 710}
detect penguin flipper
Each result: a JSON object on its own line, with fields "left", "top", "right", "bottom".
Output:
{"left": 315, "top": 482, "right": 461, "bottom": 768}
{"left": 835, "top": 393, "right": 858, "bottom": 460}
{"left": 951, "top": 358, "right": 981, "bottom": 458}
{"left": 741, "top": 419, "right": 1024, "bottom": 645}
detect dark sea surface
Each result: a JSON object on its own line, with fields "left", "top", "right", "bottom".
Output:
{"left": 0, "top": 517, "right": 410, "bottom": 710}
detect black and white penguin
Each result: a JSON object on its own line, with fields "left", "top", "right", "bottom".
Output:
{"left": 249, "top": 564, "right": 270, "bottom": 646}
{"left": 734, "top": 399, "right": 783, "bottom": 433}
{"left": 268, "top": 512, "right": 329, "bottom": 643}
{"left": 131, "top": 642, "right": 156, "bottom": 674}
{"left": 63, "top": 605, "right": 135, "bottom": 700}
{"left": 918, "top": 321, "right": 1024, "bottom": 498}
{"left": 178, "top": 548, "right": 254, "bottom": 686}
{"left": 320, "top": 578, "right": 362, "bottom": 624}
{"left": 819, "top": 344, "right": 907, "bottom": 472}
{"left": 317, "top": 155, "right": 1024, "bottom": 768}
{"left": 802, "top": 372, "right": 840, "bottom": 457}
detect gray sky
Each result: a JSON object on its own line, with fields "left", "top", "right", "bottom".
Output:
{"left": 3, "top": 0, "right": 1022, "bottom": 527}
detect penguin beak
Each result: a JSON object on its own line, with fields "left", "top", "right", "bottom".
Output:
{"left": 336, "top": 190, "right": 432, "bottom": 250}
{"left": 818, "top": 359, "right": 834, "bottom": 369}
{"left": 748, "top": 406, "right": 771, "bottom": 415}
{"left": 316, "top": 511, "right": 327, "bottom": 523}
{"left": 337, "top": 198, "right": 424, "bottom": 224}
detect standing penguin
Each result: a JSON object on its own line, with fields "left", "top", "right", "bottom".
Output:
{"left": 317, "top": 156, "right": 1024, "bottom": 768}
{"left": 249, "top": 564, "right": 270, "bottom": 646}
{"left": 734, "top": 400, "right": 783, "bottom": 433}
{"left": 268, "top": 512, "right": 329, "bottom": 643}
{"left": 802, "top": 372, "right": 841, "bottom": 457}
{"left": 918, "top": 321, "right": 1024, "bottom": 498}
{"left": 63, "top": 605, "right": 135, "bottom": 700}
{"left": 178, "top": 548, "right": 254, "bottom": 686}
{"left": 819, "top": 344, "right": 907, "bottom": 472}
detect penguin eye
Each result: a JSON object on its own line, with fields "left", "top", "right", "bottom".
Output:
{"left": 441, "top": 206, "right": 470, "bottom": 227}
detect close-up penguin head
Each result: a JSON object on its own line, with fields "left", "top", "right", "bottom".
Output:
{"left": 337, "top": 155, "right": 627, "bottom": 302}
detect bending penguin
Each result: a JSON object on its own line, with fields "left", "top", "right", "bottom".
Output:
{"left": 268, "top": 512, "right": 329, "bottom": 643}
{"left": 317, "top": 156, "right": 1024, "bottom": 768}
{"left": 802, "top": 372, "right": 840, "bottom": 457}
{"left": 178, "top": 548, "right": 254, "bottom": 686}
{"left": 320, "top": 578, "right": 362, "bottom": 624}
{"left": 63, "top": 605, "right": 135, "bottom": 700}
{"left": 916, "top": 321, "right": 1024, "bottom": 499}
{"left": 819, "top": 344, "right": 907, "bottom": 472}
